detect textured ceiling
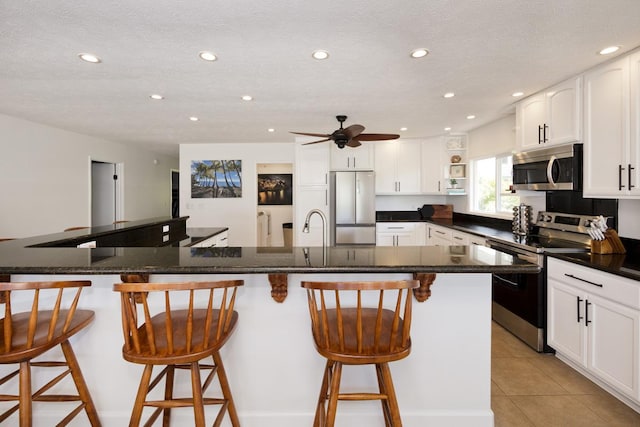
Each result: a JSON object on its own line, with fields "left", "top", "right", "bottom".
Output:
{"left": 2, "top": 1, "right": 640, "bottom": 156}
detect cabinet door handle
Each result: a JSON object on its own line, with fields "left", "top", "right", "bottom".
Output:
{"left": 325, "top": 189, "right": 328, "bottom": 206}
{"left": 629, "top": 164, "right": 635, "bottom": 189}
{"left": 619, "top": 165, "right": 626, "bottom": 190}
{"left": 577, "top": 296, "right": 583, "bottom": 323}
{"left": 347, "top": 157, "right": 350, "bottom": 168}
{"left": 564, "top": 273, "right": 603, "bottom": 288}
{"left": 543, "top": 124, "right": 549, "bottom": 143}
{"left": 585, "top": 299, "right": 592, "bottom": 326}
{"left": 538, "top": 125, "right": 542, "bottom": 144}
{"left": 353, "top": 157, "right": 356, "bottom": 168}
{"left": 438, "top": 180, "right": 441, "bottom": 192}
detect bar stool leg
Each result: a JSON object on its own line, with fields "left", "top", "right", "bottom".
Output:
{"left": 190, "top": 362, "right": 206, "bottom": 427}
{"left": 212, "top": 352, "right": 240, "bottom": 426}
{"left": 61, "top": 340, "right": 102, "bottom": 426}
{"left": 163, "top": 365, "right": 175, "bottom": 427}
{"left": 379, "top": 363, "right": 402, "bottom": 427}
{"left": 325, "top": 362, "right": 342, "bottom": 427}
{"left": 19, "top": 361, "right": 32, "bottom": 427}
{"left": 130, "top": 365, "right": 153, "bottom": 427}
{"left": 314, "top": 360, "right": 333, "bottom": 427}
{"left": 376, "top": 364, "right": 392, "bottom": 427}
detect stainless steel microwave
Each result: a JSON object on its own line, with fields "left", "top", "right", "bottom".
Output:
{"left": 512, "top": 144, "right": 582, "bottom": 191}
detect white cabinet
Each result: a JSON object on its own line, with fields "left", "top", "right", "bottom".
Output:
{"left": 426, "top": 224, "right": 452, "bottom": 246}
{"left": 295, "top": 143, "right": 331, "bottom": 246}
{"left": 421, "top": 137, "right": 445, "bottom": 194}
{"left": 374, "top": 140, "right": 421, "bottom": 194}
{"left": 376, "top": 222, "right": 426, "bottom": 246}
{"left": 516, "top": 77, "right": 582, "bottom": 151}
{"left": 547, "top": 258, "right": 640, "bottom": 401}
{"left": 330, "top": 143, "right": 374, "bottom": 170}
{"left": 451, "top": 230, "right": 470, "bottom": 245}
{"left": 584, "top": 55, "right": 635, "bottom": 197}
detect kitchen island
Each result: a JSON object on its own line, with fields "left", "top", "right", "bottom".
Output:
{"left": 0, "top": 233, "right": 537, "bottom": 427}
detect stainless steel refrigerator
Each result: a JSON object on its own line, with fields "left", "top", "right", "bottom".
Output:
{"left": 330, "top": 171, "right": 376, "bottom": 245}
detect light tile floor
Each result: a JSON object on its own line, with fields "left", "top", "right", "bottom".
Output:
{"left": 492, "top": 322, "right": 640, "bottom": 426}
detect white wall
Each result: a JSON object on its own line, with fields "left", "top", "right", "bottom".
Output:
{"left": 468, "top": 114, "right": 517, "bottom": 159}
{"left": 619, "top": 199, "right": 640, "bottom": 239}
{"left": 180, "top": 143, "right": 294, "bottom": 246}
{"left": 0, "top": 114, "right": 178, "bottom": 238}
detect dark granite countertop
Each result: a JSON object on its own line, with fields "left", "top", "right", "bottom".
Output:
{"left": 0, "top": 243, "right": 538, "bottom": 275}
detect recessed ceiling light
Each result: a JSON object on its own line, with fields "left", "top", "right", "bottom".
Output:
{"left": 199, "top": 51, "right": 217, "bottom": 61}
{"left": 241, "top": 95, "right": 253, "bottom": 101}
{"left": 312, "top": 50, "right": 329, "bottom": 60}
{"left": 149, "top": 94, "right": 164, "bottom": 100}
{"left": 444, "top": 127, "right": 452, "bottom": 131}
{"left": 268, "top": 128, "right": 275, "bottom": 133}
{"left": 466, "top": 115, "right": 476, "bottom": 120}
{"left": 78, "top": 53, "right": 101, "bottom": 63}
{"left": 512, "top": 91, "right": 524, "bottom": 97}
{"left": 443, "top": 92, "right": 455, "bottom": 98}
{"left": 400, "top": 127, "right": 408, "bottom": 131}
{"left": 189, "top": 116, "right": 199, "bottom": 121}
{"left": 410, "top": 48, "right": 429, "bottom": 59}
{"left": 599, "top": 46, "right": 620, "bottom": 55}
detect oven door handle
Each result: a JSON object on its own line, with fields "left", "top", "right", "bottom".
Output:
{"left": 493, "top": 274, "right": 520, "bottom": 288}
{"left": 546, "top": 155, "right": 557, "bottom": 187}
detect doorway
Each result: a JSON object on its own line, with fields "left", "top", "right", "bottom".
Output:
{"left": 91, "top": 160, "right": 123, "bottom": 226}
{"left": 171, "top": 170, "right": 179, "bottom": 218}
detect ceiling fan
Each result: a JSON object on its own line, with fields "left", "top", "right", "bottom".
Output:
{"left": 290, "top": 115, "right": 400, "bottom": 149}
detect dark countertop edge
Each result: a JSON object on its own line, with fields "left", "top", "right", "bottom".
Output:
{"left": 0, "top": 265, "right": 539, "bottom": 275}
{"left": 547, "top": 253, "right": 640, "bottom": 282}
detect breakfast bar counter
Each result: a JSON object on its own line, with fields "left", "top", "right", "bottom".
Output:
{"left": 0, "top": 234, "right": 537, "bottom": 427}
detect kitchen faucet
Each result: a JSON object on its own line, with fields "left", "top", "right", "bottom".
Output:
{"left": 302, "top": 208, "right": 328, "bottom": 248}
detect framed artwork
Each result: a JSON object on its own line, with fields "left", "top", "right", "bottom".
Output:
{"left": 258, "top": 174, "right": 293, "bottom": 205}
{"left": 449, "top": 164, "right": 466, "bottom": 179}
{"left": 191, "top": 160, "right": 242, "bottom": 198}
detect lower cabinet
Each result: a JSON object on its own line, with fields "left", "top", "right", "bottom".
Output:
{"left": 376, "top": 223, "right": 426, "bottom": 246}
{"left": 192, "top": 230, "right": 229, "bottom": 247}
{"left": 547, "top": 258, "right": 640, "bottom": 401}
{"left": 426, "top": 224, "right": 452, "bottom": 246}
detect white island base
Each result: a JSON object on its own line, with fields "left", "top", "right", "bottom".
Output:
{"left": 2, "top": 272, "right": 493, "bottom": 427}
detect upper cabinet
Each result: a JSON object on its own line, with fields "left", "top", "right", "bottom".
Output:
{"left": 421, "top": 137, "right": 445, "bottom": 194}
{"left": 374, "top": 140, "right": 422, "bottom": 194}
{"left": 584, "top": 53, "right": 640, "bottom": 198}
{"left": 330, "top": 143, "right": 374, "bottom": 171}
{"left": 516, "top": 77, "right": 582, "bottom": 151}
{"left": 296, "top": 143, "right": 330, "bottom": 187}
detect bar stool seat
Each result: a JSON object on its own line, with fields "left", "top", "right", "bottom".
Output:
{"left": 113, "top": 279, "right": 243, "bottom": 427}
{"left": 0, "top": 280, "right": 101, "bottom": 426}
{"left": 301, "top": 280, "right": 419, "bottom": 427}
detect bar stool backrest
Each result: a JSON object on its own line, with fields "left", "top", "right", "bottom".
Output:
{"left": 301, "top": 280, "right": 419, "bottom": 359}
{"left": 0, "top": 280, "right": 92, "bottom": 357}
{"left": 113, "top": 280, "right": 243, "bottom": 359}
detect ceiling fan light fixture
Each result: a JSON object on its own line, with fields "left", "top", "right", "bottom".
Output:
{"left": 599, "top": 46, "right": 620, "bottom": 55}
{"left": 199, "top": 51, "right": 217, "bottom": 61}
{"left": 312, "top": 50, "right": 329, "bottom": 60}
{"left": 78, "top": 53, "right": 101, "bottom": 63}
{"left": 410, "top": 48, "right": 429, "bottom": 59}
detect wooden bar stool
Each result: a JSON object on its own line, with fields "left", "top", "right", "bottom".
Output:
{"left": 113, "top": 280, "right": 243, "bottom": 427}
{"left": 0, "top": 280, "right": 101, "bottom": 426}
{"left": 301, "top": 280, "right": 420, "bottom": 427}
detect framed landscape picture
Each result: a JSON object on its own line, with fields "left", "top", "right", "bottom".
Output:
{"left": 258, "top": 174, "right": 293, "bottom": 205}
{"left": 191, "top": 160, "right": 242, "bottom": 198}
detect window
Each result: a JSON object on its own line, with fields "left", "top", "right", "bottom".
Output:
{"left": 471, "top": 154, "right": 519, "bottom": 215}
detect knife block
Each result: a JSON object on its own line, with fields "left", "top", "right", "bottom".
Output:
{"left": 590, "top": 229, "right": 626, "bottom": 254}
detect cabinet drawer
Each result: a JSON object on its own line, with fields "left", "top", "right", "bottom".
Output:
{"left": 548, "top": 258, "right": 640, "bottom": 309}
{"left": 451, "top": 231, "right": 470, "bottom": 245}
{"left": 376, "top": 222, "right": 418, "bottom": 233}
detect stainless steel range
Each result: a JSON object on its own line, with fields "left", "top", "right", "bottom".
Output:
{"left": 487, "top": 211, "right": 601, "bottom": 352}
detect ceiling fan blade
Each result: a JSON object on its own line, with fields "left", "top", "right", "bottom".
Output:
{"left": 355, "top": 133, "right": 400, "bottom": 141}
{"left": 290, "top": 131, "right": 332, "bottom": 138}
{"left": 346, "top": 139, "right": 362, "bottom": 148}
{"left": 302, "top": 138, "right": 331, "bottom": 145}
{"left": 342, "top": 124, "right": 365, "bottom": 140}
